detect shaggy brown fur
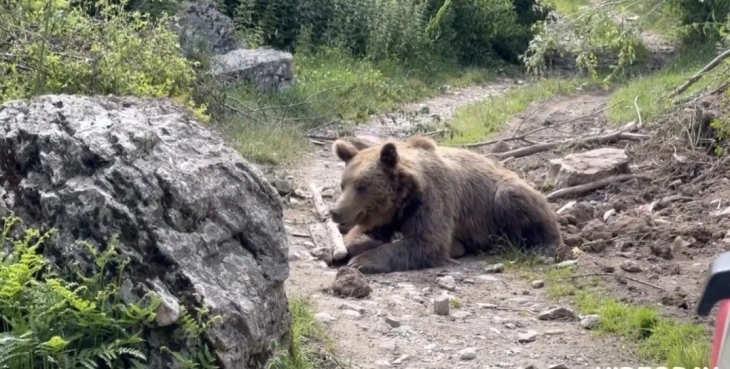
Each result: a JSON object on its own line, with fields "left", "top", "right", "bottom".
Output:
{"left": 329, "top": 135, "right": 562, "bottom": 274}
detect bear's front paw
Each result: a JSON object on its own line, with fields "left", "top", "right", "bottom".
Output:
{"left": 347, "top": 252, "right": 390, "bottom": 274}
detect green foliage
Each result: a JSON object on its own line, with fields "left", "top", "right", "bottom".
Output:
{"left": 0, "top": 216, "right": 220, "bottom": 369}
{"left": 667, "top": 0, "right": 730, "bottom": 42}
{"left": 522, "top": 6, "right": 648, "bottom": 83}
{"left": 217, "top": 0, "right": 551, "bottom": 67}
{"left": 265, "top": 297, "right": 345, "bottom": 369}
{"left": 539, "top": 267, "right": 711, "bottom": 368}
{"left": 225, "top": 46, "right": 496, "bottom": 165}
{"left": 0, "top": 0, "right": 206, "bottom": 120}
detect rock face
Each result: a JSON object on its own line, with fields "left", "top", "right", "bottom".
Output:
{"left": 547, "top": 148, "right": 629, "bottom": 189}
{"left": 211, "top": 48, "right": 295, "bottom": 92}
{"left": 174, "top": 0, "right": 245, "bottom": 58}
{"left": 0, "top": 95, "right": 290, "bottom": 368}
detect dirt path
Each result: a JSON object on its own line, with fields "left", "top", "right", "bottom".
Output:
{"left": 279, "top": 81, "right": 647, "bottom": 369}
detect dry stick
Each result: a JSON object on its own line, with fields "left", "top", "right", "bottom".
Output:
{"left": 510, "top": 99, "right": 553, "bottom": 138}
{"left": 493, "top": 131, "right": 651, "bottom": 160}
{"left": 546, "top": 174, "right": 639, "bottom": 201}
{"left": 564, "top": 272, "right": 668, "bottom": 292}
{"left": 633, "top": 95, "right": 643, "bottom": 128}
{"left": 308, "top": 182, "right": 348, "bottom": 261}
{"left": 671, "top": 48, "right": 730, "bottom": 97}
{"left": 464, "top": 99, "right": 626, "bottom": 149}
{"left": 691, "top": 154, "right": 730, "bottom": 184}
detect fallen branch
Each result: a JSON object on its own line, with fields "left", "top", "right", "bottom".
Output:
{"left": 494, "top": 131, "right": 651, "bottom": 160}
{"left": 308, "top": 182, "right": 348, "bottom": 261}
{"left": 545, "top": 174, "right": 638, "bottom": 201}
{"left": 671, "top": 48, "right": 730, "bottom": 97}
{"left": 464, "top": 99, "right": 626, "bottom": 149}
{"left": 633, "top": 95, "right": 643, "bottom": 129}
{"left": 563, "top": 272, "right": 667, "bottom": 292}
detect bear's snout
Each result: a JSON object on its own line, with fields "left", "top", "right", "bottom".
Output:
{"left": 329, "top": 208, "right": 344, "bottom": 223}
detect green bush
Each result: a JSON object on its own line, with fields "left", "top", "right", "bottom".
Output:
{"left": 217, "top": 0, "right": 551, "bottom": 67}
{"left": 0, "top": 0, "right": 206, "bottom": 120}
{"left": 0, "top": 216, "right": 220, "bottom": 369}
{"left": 667, "top": 0, "right": 730, "bottom": 42}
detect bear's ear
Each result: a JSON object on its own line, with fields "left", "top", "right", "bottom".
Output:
{"left": 379, "top": 142, "right": 399, "bottom": 168}
{"left": 333, "top": 139, "right": 360, "bottom": 163}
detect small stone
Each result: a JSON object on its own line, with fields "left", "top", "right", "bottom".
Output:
{"left": 531, "top": 280, "right": 545, "bottom": 288}
{"left": 342, "top": 310, "right": 362, "bottom": 319}
{"left": 517, "top": 330, "right": 538, "bottom": 343}
{"left": 340, "top": 302, "right": 366, "bottom": 313}
{"left": 310, "top": 247, "right": 331, "bottom": 262}
{"left": 459, "top": 347, "right": 477, "bottom": 360}
{"left": 545, "top": 329, "right": 565, "bottom": 335}
{"left": 537, "top": 306, "right": 576, "bottom": 320}
{"left": 484, "top": 263, "right": 504, "bottom": 273}
{"left": 476, "top": 275, "right": 500, "bottom": 282}
{"left": 314, "top": 313, "right": 336, "bottom": 323}
{"left": 554, "top": 260, "right": 578, "bottom": 268}
{"left": 374, "top": 359, "right": 391, "bottom": 367}
{"left": 392, "top": 355, "right": 409, "bottom": 365}
{"left": 620, "top": 259, "right": 642, "bottom": 273}
{"left": 548, "top": 364, "right": 569, "bottom": 369}
{"left": 437, "top": 275, "right": 457, "bottom": 291}
{"left": 384, "top": 316, "right": 401, "bottom": 328}
{"left": 580, "top": 314, "right": 600, "bottom": 329}
{"left": 391, "top": 326, "right": 411, "bottom": 336}
{"left": 287, "top": 252, "right": 301, "bottom": 261}
{"left": 321, "top": 188, "right": 336, "bottom": 198}
{"left": 269, "top": 178, "right": 293, "bottom": 195}
{"left": 434, "top": 294, "right": 450, "bottom": 316}
{"left": 380, "top": 340, "right": 398, "bottom": 352}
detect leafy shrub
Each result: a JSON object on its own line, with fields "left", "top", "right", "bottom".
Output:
{"left": 0, "top": 0, "right": 206, "bottom": 120}
{"left": 0, "top": 216, "right": 220, "bottom": 369}
{"left": 667, "top": 0, "right": 730, "bottom": 42}
{"left": 217, "top": 0, "right": 551, "bottom": 67}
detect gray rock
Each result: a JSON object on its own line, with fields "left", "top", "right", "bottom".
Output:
{"left": 547, "top": 148, "right": 630, "bottom": 189}
{"left": 484, "top": 263, "right": 504, "bottom": 273}
{"left": 580, "top": 314, "right": 601, "bottom": 329}
{"left": 315, "top": 313, "right": 337, "bottom": 324}
{"left": 537, "top": 306, "right": 576, "bottom": 320}
{"left": 173, "top": 0, "right": 245, "bottom": 58}
{"left": 434, "top": 294, "right": 450, "bottom": 316}
{"left": 517, "top": 330, "right": 538, "bottom": 343}
{"left": 531, "top": 280, "right": 545, "bottom": 288}
{"left": 211, "top": 48, "right": 295, "bottom": 93}
{"left": 437, "top": 275, "right": 456, "bottom": 291}
{"left": 459, "top": 347, "right": 477, "bottom": 360}
{"left": 620, "top": 259, "right": 642, "bottom": 273}
{"left": 0, "top": 95, "right": 289, "bottom": 369}
{"left": 384, "top": 315, "right": 401, "bottom": 328}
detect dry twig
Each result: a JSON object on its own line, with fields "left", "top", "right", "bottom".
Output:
{"left": 671, "top": 48, "right": 730, "bottom": 97}
{"left": 545, "top": 174, "right": 639, "bottom": 201}
{"left": 564, "top": 272, "right": 668, "bottom": 292}
{"left": 493, "top": 131, "right": 650, "bottom": 160}
{"left": 308, "top": 182, "right": 348, "bottom": 261}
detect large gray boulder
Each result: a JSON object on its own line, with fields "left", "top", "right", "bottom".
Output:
{"left": 0, "top": 95, "right": 290, "bottom": 368}
{"left": 211, "top": 48, "right": 295, "bottom": 93}
{"left": 174, "top": 0, "right": 246, "bottom": 58}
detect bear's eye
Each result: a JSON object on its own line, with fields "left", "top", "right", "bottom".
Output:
{"left": 356, "top": 185, "right": 367, "bottom": 194}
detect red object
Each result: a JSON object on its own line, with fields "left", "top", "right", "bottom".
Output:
{"left": 711, "top": 300, "right": 730, "bottom": 368}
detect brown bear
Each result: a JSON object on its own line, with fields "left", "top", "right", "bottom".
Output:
{"left": 328, "top": 135, "right": 562, "bottom": 274}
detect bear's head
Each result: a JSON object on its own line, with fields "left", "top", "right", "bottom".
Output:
{"left": 328, "top": 139, "right": 422, "bottom": 231}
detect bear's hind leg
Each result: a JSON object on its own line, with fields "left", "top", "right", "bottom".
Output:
{"left": 493, "top": 182, "right": 562, "bottom": 256}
